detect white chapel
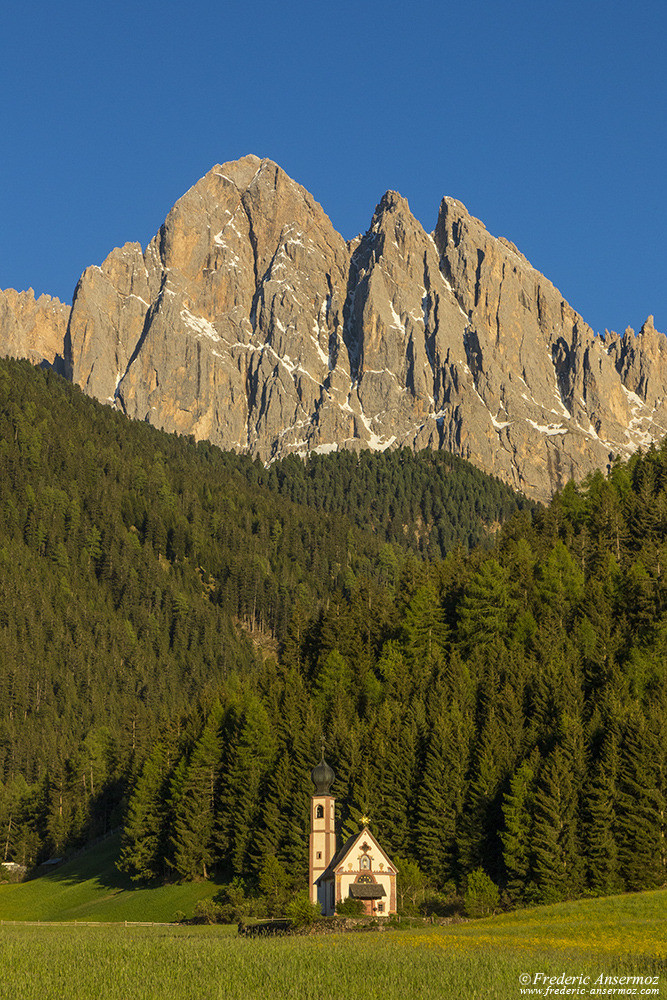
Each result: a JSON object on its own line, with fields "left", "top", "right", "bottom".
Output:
{"left": 308, "top": 753, "right": 398, "bottom": 916}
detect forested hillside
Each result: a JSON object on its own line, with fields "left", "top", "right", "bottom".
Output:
{"left": 252, "top": 448, "right": 530, "bottom": 559}
{"left": 0, "top": 359, "right": 526, "bottom": 872}
{"left": 0, "top": 359, "right": 665, "bottom": 906}
{"left": 118, "top": 453, "right": 667, "bottom": 903}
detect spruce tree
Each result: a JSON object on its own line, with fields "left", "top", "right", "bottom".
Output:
{"left": 170, "top": 715, "right": 222, "bottom": 880}
{"left": 118, "top": 742, "right": 171, "bottom": 882}
{"left": 401, "top": 583, "right": 448, "bottom": 675}
{"left": 457, "top": 558, "right": 515, "bottom": 653}
{"left": 616, "top": 710, "right": 665, "bottom": 890}
{"left": 372, "top": 701, "right": 419, "bottom": 857}
{"left": 583, "top": 718, "right": 622, "bottom": 896}
{"left": 501, "top": 754, "right": 536, "bottom": 902}
{"left": 217, "top": 696, "right": 276, "bottom": 877}
{"left": 415, "top": 700, "right": 471, "bottom": 887}
{"left": 529, "top": 724, "right": 583, "bottom": 904}
{"left": 456, "top": 707, "right": 506, "bottom": 879}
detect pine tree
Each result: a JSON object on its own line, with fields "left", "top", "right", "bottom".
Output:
{"left": 218, "top": 696, "right": 277, "bottom": 877}
{"left": 170, "top": 715, "right": 222, "bottom": 880}
{"left": 415, "top": 699, "right": 471, "bottom": 887}
{"left": 501, "top": 754, "right": 536, "bottom": 901}
{"left": 529, "top": 721, "right": 583, "bottom": 904}
{"left": 616, "top": 710, "right": 665, "bottom": 890}
{"left": 118, "top": 742, "right": 171, "bottom": 882}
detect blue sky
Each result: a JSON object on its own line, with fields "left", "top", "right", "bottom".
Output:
{"left": 2, "top": 0, "right": 665, "bottom": 335}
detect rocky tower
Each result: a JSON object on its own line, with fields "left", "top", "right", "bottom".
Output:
{"left": 0, "top": 288, "right": 69, "bottom": 372}
{"left": 2, "top": 155, "right": 666, "bottom": 503}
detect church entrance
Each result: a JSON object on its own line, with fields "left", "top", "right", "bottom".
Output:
{"left": 349, "top": 874, "right": 386, "bottom": 916}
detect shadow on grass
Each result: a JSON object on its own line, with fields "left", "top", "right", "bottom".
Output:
{"left": 30, "top": 834, "right": 133, "bottom": 892}
{"left": 32, "top": 834, "right": 226, "bottom": 896}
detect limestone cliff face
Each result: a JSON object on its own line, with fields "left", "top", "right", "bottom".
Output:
{"left": 65, "top": 243, "right": 155, "bottom": 403}
{"left": 68, "top": 155, "right": 354, "bottom": 455}
{"left": 608, "top": 316, "right": 667, "bottom": 413}
{"left": 432, "top": 199, "right": 667, "bottom": 497}
{"left": 2, "top": 156, "right": 666, "bottom": 503}
{"left": 0, "top": 289, "right": 69, "bottom": 371}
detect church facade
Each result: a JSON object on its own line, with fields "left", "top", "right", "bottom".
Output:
{"left": 308, "top": 753, "right": 397, "bottom": 916}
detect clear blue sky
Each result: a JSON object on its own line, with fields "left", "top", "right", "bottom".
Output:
{"left": 2, "top": 0, "right": 665, "bottom": 336}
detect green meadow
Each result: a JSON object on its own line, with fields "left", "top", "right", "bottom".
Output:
{"left": 1, "top": 870, "right": 664, "bottom": 1000}
{"left": 0, "top": 835, "right": 219, "bottom": 923}
{"left": 0, "top": 900, "right": 664, "bottom": 1000}
{"left": 1, "top": 840, "right": 664, "bottom": 999}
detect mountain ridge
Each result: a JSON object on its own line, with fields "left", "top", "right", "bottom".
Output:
{"left": 2, "top": 154, "right": 665, "bottom": 503}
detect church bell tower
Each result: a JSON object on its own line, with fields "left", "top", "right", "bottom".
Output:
{"left": 309, "top": 751, "right": 336, "bottom": 911}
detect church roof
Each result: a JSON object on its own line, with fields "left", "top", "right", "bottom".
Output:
{"left": 349, "top": 882, "right": 386, "bottom": 899}
{"left": 315, "top": 831, "right": 357, "bottom": 883}
{"left": 315, "top": 827, "right": 398, "bottom": 884}
{"left": 310, "top": 752, "right": 335, "bottom": 795}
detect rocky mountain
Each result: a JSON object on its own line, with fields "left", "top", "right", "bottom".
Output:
{"left": 0, "top": 288, "right": 69, "bottom": 371}
{"left": 2, "top": 154, "right": 666, "bottom": 503}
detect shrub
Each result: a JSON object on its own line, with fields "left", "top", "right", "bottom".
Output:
{"left": 286, "top": 890, "right": 321, "bottom": 928}
{"left": 464, "top": 868, "right": 500, "bottom": 918}
{"left": 420, "top": 889, "right": 462, "bottom": 918}
{"left": 192, "top": 899, "right": 224, "bottom": 924}
{"left": 335, "top": 896, "right": 365, "bottom": 916}
{"left": 394, "top": 855, "right": 428, "bottom": 914}
{"left": 258, "top": 856, "right": 291, "bottom": 917}
{"left": 214, "top": 878, "right": 250, "bottom": 923}
{"left": 0, "top": 864, "right": 26, "bottom": 884}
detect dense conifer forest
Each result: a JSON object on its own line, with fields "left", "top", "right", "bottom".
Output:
{"left": 0, "top": 358, "right": 665, "bottom": 906}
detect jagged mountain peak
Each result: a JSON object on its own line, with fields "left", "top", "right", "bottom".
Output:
{"left": 0, "top": 287, "right": 69, "bottom": 372}
{"left": 373, "top": 189, "right": 413, "bottom": 216}
{"left": 1, "top": 156, "right": 665, "bottom": 502}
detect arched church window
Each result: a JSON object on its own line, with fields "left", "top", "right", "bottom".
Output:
{"left": 360, "top": 854, "right": 370, "bottom": 870}
{"left": 316, "top": 804, "right": 324, "bottom": 819}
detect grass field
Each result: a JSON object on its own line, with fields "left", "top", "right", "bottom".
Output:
{"left": 0, "top": 890, "right": 664, "bottom": 1000}
{"left": 1, "top": 841, "right": 664, "bottom": 999}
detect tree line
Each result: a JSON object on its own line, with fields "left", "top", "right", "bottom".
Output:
{"left": 119, "top": 454, "right": 667, "bottom": 902}
{"left": 0, "top": 358, "right": 526, "bottom": 874}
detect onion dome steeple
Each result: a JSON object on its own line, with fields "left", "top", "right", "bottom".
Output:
{"left": 311, "top": 751, "right": 335, "bottom": 795}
